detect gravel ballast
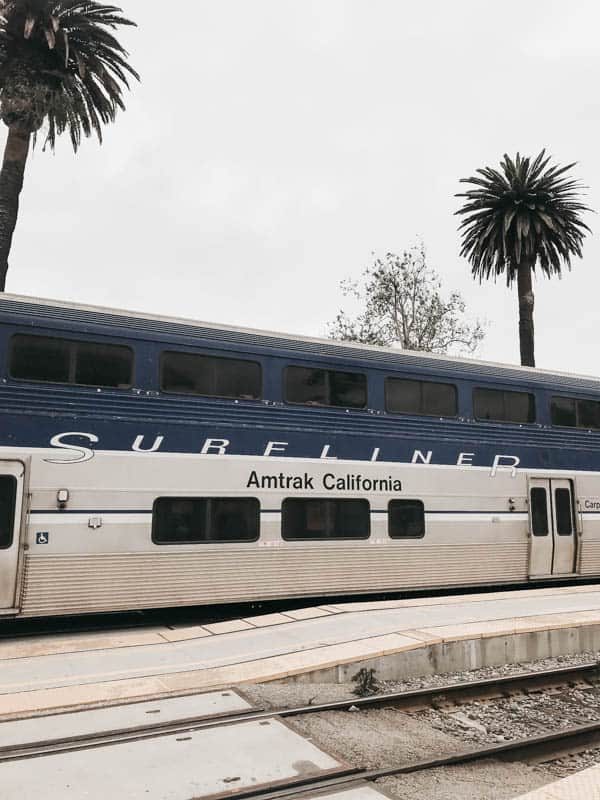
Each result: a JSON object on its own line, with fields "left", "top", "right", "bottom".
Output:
{"left": 243, "top": 650, "right": 600, "bottom": 799}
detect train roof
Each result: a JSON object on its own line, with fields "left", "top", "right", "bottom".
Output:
{"left": 0, "top": 292, "right": 597, "bottom": 393}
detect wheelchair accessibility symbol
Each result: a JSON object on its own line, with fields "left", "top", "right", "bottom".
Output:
{"left": 36, "top": 532, "right": 49, "bottom": 545}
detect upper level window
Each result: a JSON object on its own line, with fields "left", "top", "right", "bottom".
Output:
{"left": 282, "top": 498, "right": 370, "bottom": 540}
{"left": 161, "top": 351, "right": 261, "bottom": 400}
{"left": 473, "top": 387, "right": 535, "bottom": 423}
{"left": 284, "top": 366, "right": 367, "bottom": 409}
{"left": 152, "top": 497, "right": 260, "bottom": 544}
{"left": 551, "top": 396, "right": 600, "bottom": 430}
{"left": 9, "top": 334, "right": 133, "bottom": 388}
{"left": 385, "top": 378, "right": 457, "bottom": 417}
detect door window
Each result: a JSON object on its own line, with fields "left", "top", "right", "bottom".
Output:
{"left": 0, "top": 475, "right": 17, "bottom": 550}
{"left": 555, "top": 488, "right": 573, "bottom": 536}
{"left": 530, "top": 487, "right": 549, "bottom": 536}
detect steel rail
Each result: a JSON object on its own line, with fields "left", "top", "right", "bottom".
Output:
{"left": 0, "top": 660, "right": 599, "bottom": 763}
{"left": 208, "top": 718, "right": 600, "bottom": 800}
{"left": 278, "top": 660, "right": 600, "bottom": 715}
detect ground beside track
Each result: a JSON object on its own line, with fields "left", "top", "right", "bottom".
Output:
{"left": 244, "top": 651, "right": 600, "bottom": 800}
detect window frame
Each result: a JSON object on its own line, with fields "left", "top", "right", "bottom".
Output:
{"left": 388, "top": 499, "right": 426, "bottom": 539}
{"left": 8, "top": 333, "right": 134, "bottom": 390}
{"left": 473, "top": 386, "right": 536, "bottom": 424}
{"left": 159, "top": 350, "right": 263, "bottom": 401}
{"left": 384, "top": 376, "right": 458, "bottom": 418}
{"left": 151, "top": 496, "right": 261, "bottom": 545}
{"left": 281, "top": 497, "right": 371, "bottom": 541}
{"left": 283, "top": 365, "right": 368, "bottom": 410}
{"left": 551, "top": 395, "right": 600, "bottom": 431}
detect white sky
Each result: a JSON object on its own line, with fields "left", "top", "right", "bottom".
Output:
{"left": 6, "top": 1, "right": 600, "bottom": 373}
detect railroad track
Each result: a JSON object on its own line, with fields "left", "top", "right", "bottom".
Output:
{"left": 2, "top": 660, "right": 600, "bottom": 794}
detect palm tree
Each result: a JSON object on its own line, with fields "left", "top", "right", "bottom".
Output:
{"left": 0, "top": 1, "right": 138, "bottom": 290}
{"left": 456, "top": 151, "right": 591, "bottom": 367}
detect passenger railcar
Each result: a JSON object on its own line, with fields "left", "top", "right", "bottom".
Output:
{"left": 0, "top": 294, "right": 598, "bottom": 618}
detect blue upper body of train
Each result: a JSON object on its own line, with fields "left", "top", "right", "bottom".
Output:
{"left": 0, "top": 294, "right": 598, "bottom": 473}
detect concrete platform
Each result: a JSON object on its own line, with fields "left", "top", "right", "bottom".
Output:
{"left": 0, "top": 688, "right": 252, "bottom": 749}
{"left": 2, "top": 584, "right": 600, "bottom": 717}
{"left": 298, "top": 785, "right": 393, "bottom": 800}
{"left": 0, "top": 715, "right": 348, "bottom": 800}
{"left": 516, "top": 763, "right": 600, "bottom": 798}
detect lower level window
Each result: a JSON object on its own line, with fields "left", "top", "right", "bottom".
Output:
{"left": 388, "top": 499, "right": 425, "bottom": 538}
{"left": 152, "top": 497, "right": 259, "bottom": 544}
{"left": 282, "top": 498, "right": 370, "bottom": 540}
{"left": 0, "top": 475, "right": 16, "bottom": 550}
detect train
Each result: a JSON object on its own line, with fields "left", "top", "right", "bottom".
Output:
{"left": 0, "top": 293, "right": 599, "bottom": 618}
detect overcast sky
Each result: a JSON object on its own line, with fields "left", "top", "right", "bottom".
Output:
{"left": 6, "top": 1, "right": 600, "bottom": 373}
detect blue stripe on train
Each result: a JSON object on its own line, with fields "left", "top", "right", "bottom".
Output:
{"left": 1, "top": 413, "right": 599, "bottom": 471}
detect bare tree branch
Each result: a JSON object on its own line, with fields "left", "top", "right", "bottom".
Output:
{"left": 327, "top": 241, "right": 486, "bottom": 356}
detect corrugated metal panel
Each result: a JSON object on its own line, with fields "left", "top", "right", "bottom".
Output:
{"left": 2, "top": 384, "right": 600, "bottom": 451}
{"left": 2, "top": 296, "right": 600, "bottom": 391}
{"left": 579, "top": 542, "right": 600, "bottom": 575}
{"left": 20, "top": 546, "right": 529, "bottom": 616}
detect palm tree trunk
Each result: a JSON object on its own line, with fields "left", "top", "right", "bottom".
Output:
{"left": 0, "top": 126, "right": 31, "bottom": 291}
{"left": 517, "top": 259, "right": 535, "bottom": 367}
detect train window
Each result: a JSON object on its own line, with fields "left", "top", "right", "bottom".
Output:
{"left": 577, "top": 400, "right": 600, "bottom": 430}
{"left": 152, "top": 497, "right": 260, "bottom": 544}
{"left": 385, "top": 378, "right": 457, "bottom": 417}
{"left": 10, "top": 335, "right": 70, "bottom": 383}
{"left": 330, "top": 370, "right": 367, "bottom": 407}
{"left": 284, "top": 367, "right": 366, "bottom": 409}
{"left": 530, "top": 488, "right": 549, "bottom": 536}
{"left": 0, "top": 475, "right": 16, "bottom": 550}
{"left": 473, "top": 388, "right": 535, "bottom": 423}
{"left": 551, "top": 396, "right": 600, "bottom": 430}
{"left": 9, "top": 335, "right": 133, "bottom": 388}
{"left": 388, "top": 500, "right": 425, "bottom": 538}
{"left": 281, "top": 498, "right": 370, "bottom": 540}
{"left": 75, "top": 341, "right": 133, "bottom": 388}
{"left": 505, "top": 391, "right": 534, "bottom": 422}
{"left": 423, "top": 382, "right": 457, "bottom": 416}
{"left": 285, "top": 367, "right": 327, "bottom": 405}
{"left": 160, "top": 352, "right": 261, "bottom": 400}
{"left": 551, "top": 397, "right": 577, "bottom": 428}
{"left": 555, "top": 489, "right": 573, "bottom": 536}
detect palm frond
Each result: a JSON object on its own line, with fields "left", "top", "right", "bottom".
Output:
{"left": 0, "top": 0, "right": 138, "bottom": 150}
{"left": 456, "top": 150, "right": 593, "bottom": 284}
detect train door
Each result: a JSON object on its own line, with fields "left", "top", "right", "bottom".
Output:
{"left": 0, "top": 462, "right": 25, "bottom": 612}
{"left": 528, "top": 478, "right": 577, "bottom": 577}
